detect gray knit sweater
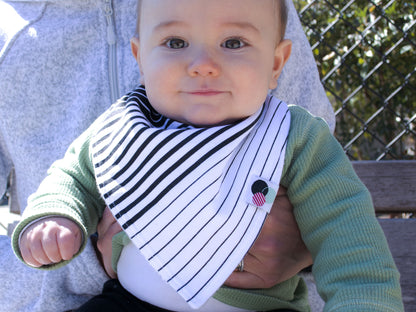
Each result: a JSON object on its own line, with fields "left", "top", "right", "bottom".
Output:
{"left": 0, "top": 0, "right": 334, "bottom": 311}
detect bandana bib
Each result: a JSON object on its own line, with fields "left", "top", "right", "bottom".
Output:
{"left": 92, "top": 87, "right": 291, "bottom": 309}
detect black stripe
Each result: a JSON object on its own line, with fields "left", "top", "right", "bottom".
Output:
{"left": 118, "top": 117, "right": 259, "bottom": 228}
{"left": 169, "top": 105, "right": 275, "bottom": 289}
{"left": 187, "top": 214, "right": 267, "bottom": 303}
{"left": 268, "top": 110, "right": 290, "bottom": 178}
{"left": 101, "top": 127, "right": 188, "bottom": 195}
{"left": 106, "top": 127, "right": 204, "bottom": 202}
{"left": 133, "top": 153, "right": 231, "bottom": 242}
{"left": 255, "top": 101, "right": 286, "bottom": 176}
{"left": 182, "top": 103, "right": 287, "bottom": 299}
{"left": 92, "top": 98, "right": 136, "bottom": 144}
{"left": 92, "top": 116, "right": 123, "bottom": 149}
{"left": 165, "top": 201, "right": 251, "bottom": 284}
{"left": 154, "top": 111, "right": 268, "bottom": 272}
{"left": 182, "top": 207, "right": 262, "bottom": 300}
{"left": 94, "top": 117, "right": 148, "bottom": 170}
{"left": 99, "top": 127, "right": 164, "bottom": 187}
{"left": 146, "top": 177, "right": 221, "bottom": 257}
{"left": 93, "top": 103, "right": 143, "bottom": 158}
{"left": 96, "top": 123, "right": 150, "bottom": 178}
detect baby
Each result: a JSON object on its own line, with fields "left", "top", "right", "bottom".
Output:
{"left": 13, "top": 0, "right": 403, "bottom": 311}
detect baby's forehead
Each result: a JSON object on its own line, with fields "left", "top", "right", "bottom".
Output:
{"left": 136, "top": 0, "right": 283, "bottom": 39}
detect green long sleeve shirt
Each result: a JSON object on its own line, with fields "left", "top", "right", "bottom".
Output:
{"left": 12, "top": 105, "right": 403, "bottom": 311}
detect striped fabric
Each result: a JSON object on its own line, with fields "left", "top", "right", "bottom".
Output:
{"left": 91, "top": 86, "right": 291, "bottom": 308}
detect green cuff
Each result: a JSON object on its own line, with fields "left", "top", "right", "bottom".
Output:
{"left": 214, "top": 276, "right": 310, "bottom": 311}
{"left": 111, "top": 231, "right": 131, "bottom": 273}
{"left": 11, "top": 212, "right": 88, "bottom": 270}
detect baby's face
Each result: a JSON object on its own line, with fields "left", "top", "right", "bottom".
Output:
{"left": 132, "top": 0, "right": 290, "bottom": 126}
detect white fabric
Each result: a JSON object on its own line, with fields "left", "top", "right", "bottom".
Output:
{"left": 118, "top": 242, "right": 252, "bottom": 312}
{"left": 92, "top": 87, "right": 291, "bottom": 308}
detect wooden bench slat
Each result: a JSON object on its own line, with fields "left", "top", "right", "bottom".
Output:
{"left": 352, "top": 160, "right": 415, "bottom": 311}
{"left": 378, "top": 219, "right": 416, "bottom": 311}
{"left": 352, "top": 160, "right": 416, "bottom": 213}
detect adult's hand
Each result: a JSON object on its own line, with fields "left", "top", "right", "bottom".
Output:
{"left": 224, "top": 186, "right": 312, "bottom": 289}
{"left": 96, "top": 207, "right": 122, "bottom": 278}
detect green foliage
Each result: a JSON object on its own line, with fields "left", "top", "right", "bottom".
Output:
{"left": 295, "top": 0, "right": 416, "bottom": 160}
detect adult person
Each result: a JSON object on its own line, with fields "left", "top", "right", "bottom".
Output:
{"left": 0, "top": 0, "right": 334, "bottom": 311}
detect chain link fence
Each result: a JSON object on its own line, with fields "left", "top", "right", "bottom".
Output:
{"left": 295, "top": 0, "right": 416, "bottom": 160}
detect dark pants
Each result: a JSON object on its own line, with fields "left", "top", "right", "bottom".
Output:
{"left": 75, "top": 279, "right": 296, "bottom": 312}
{"left": 75, "top": 280, "right": 171, "bottom": 312}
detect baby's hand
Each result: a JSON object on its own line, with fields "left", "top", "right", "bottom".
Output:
{"left": 19, "top": 217, "right": 82, "bottom": 267}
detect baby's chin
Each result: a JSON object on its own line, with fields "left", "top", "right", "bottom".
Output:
{"left": 185, "top": 116, "right": 247, "bottom": 128}
{"left": 176, "top": 111, "right": 250, "bottom": 128}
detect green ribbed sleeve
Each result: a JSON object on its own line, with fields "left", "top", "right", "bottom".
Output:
{"left": 280, "top": 105, "right": 403, "bottom": 311}
{"left": 11, "top": 121, "right": 106, "bottom": 268}
{"left": 214, "top": 106, "right": 403, "bottom": 311}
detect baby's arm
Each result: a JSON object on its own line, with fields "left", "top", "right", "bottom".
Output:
{"left": 282, "top": 106, "right": 403, "bottom": 311}
{"left": 12, "top": 122, "right": 106, "bottom": 268}
{"left": 19, "top": 217, "right": 82, "bottom": 267}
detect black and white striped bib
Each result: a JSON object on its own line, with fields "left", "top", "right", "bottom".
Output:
{"left": 91, "top": 86, "right": 291, "bottom": 308}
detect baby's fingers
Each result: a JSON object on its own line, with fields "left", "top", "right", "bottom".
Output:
{"left": 56, "top": 224, "right": 82, "bottom": 261}
{"left": 19, "top": 217, "right": 82, "bottom": 267}
{"left": 20, "top": 227, "right": 52, "bottom": 267}
{"left": 20, "top": 243, "right": 45, "bottom": 267}
{"left": 42, "top": 228, "right": 64, "bottom": 263}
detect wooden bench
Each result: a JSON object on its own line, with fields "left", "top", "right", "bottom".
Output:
{"left": 353, "top": 160, "right": 416, "bottom": 312}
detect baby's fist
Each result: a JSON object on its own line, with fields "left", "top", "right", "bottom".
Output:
{"left": 19, "top": 217, "right": 82, "bottom": 267}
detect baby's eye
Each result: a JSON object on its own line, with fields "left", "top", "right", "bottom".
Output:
{"left": 222, "top": 38, "right": 246, "bottom": 49}
{"left": 165, "top": 38, "right": 188, "bottom": 49}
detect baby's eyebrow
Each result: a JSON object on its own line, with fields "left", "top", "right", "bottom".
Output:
{"left": 152, "top": 20, "right": 261, "bottom": 36}
{"left": 152, "top": 20, "right": 187, "bottom": 33}
{"left": 220, "top": 22, "right": 261, "bottom": 35}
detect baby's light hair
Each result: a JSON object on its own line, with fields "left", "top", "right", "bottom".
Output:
{"left": 276, "top": 0, "right": 288, "bottom": 41}
{"left": 135, "top": 0, "right": 287, "bottom": 42}
{"left": 134, "top": 0, "right": 142, "bottom": 37}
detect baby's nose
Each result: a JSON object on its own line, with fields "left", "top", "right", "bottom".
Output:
{"left": 187, "top": 51, "right": 220, "bottom": 77}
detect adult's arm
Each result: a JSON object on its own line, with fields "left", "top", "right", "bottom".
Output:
{"left": 0, "top": 132, "right": 12, "bottom": 201}
{"left": 0, "top": 1, "right": 134, "bottom": 311}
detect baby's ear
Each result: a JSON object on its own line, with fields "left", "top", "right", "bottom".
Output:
{"left": 130, "top": 36, "right": 140, "bottom": 61}
{"left": 131, "top": 37, "right": 145, "bottom": 84}
{"left": 269, "top": 39, "right": 292, "bottom": 89}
